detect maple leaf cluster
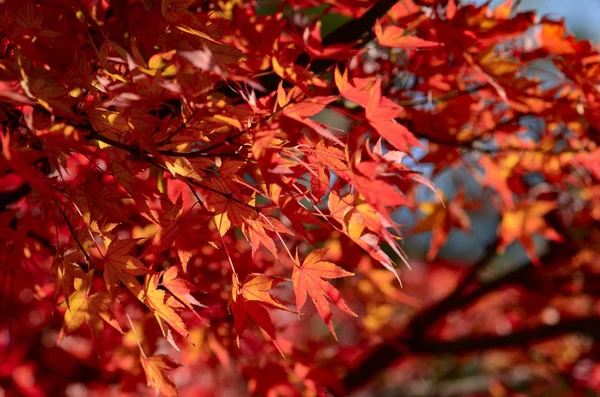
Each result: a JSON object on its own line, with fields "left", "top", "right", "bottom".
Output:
{"left": 1, "top": 0, "right": 600, "bottom": 396}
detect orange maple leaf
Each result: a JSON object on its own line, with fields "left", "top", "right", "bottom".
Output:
{"left": 231, "top": 273, "right": 291, "bottom": 346}
{"left": 365, "top": 78, "right": 422, "bottom": 153}
{"left": 334, "top": 69, "right": 421, "bottom": 153}
{"left": 143, "top": 273, "right": 190, "bottom": 340}
{"left": 374, "top": 20, "right": 442, "bottom": 49}
{"left": 52, "top": 249, "right": 85, "bottom": 303}
{"left": 292, "top": 248, "right": 357, "bottom": 340}
{"left": 140, "top": 354, "right": 181, "bottom": 397}
{"left": 145, "top": 194, "right": 203, "bottom": 271}
{"left": 478, "top": 155, "right": 517, "bottom": 209}
{"left": 538, "top": 19, "right": 576, "bottom": 55}
{"left": 412, "top": 190, "right": 478, "bottom": 261}
{"left": 327, "top": 191, "right": 402, "bottom": 283}
{"left": 160, "top": 265, "right": 206, "bottom": 320}
{"left": 58, "top": 271, "right": 123, "bottom": 344}
{"left": 103, "top": 238, "right": 151, "bottom": 298}
{"left": 498, "top": 200, "right": 563, "bottom": 264}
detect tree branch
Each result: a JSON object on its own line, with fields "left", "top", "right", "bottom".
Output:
{"left": 257, "top": 0, "right": 399, "bottom": 93}
{"left": 86, "top": 129, "right": 245, "bottom": 159}
{"left": 341, "top": 315, "right": 600, "bottom": 394}
{"left": 54, "top": 200, "right": 91, "bottom": 267}
{"left": 406, "top": 238, "right": 500, "bottom": 338}
{"left": 397, "top": 83, "right": 491, "bottom": 108}
{"left": 424, "top": 135, "right": 594, "bottom": 155}
{"left": 416, "top": 315, "right": 600, "bottom": 353}
{"left": 0, "top": 183, "right": 31, "bottom": 211}
{"left": 342, "top": 237, "right": 579, "bottom": 393}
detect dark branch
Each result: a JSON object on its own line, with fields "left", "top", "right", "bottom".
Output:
{"left": 0, "top": 183, "right": 31, "bottom": 211}
{"left": 342, "top": 236, "right": 578, "bottom": 393}
{"left": 341, "top": 315, "right": 600, "bottom": 394}
{"left": 54, "top": 200, "right": 91, "bottom": 267}
{"left": 257, "top": 0, "right": 399, "bottom": 94}
{"left": 407, "top": 238, "right": 500, "bottom": 338}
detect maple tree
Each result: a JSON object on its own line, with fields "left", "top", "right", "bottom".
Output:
{"left": 1, "top": 0, "right": 600, "bottom": 396}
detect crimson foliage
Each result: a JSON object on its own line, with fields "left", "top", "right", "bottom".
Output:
{"left": 1, "top": 0, "right": 600, "bottom": 396}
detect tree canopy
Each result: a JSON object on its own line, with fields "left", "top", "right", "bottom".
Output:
{"left": 1, "top": 0, "right": 600, "bottom": 396}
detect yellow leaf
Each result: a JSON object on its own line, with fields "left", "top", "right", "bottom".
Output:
{"left": 175, "top": 25, "right": 221, "bottom": 44}
{"left": 89, "top": 108, "right": 129, "bottom": 137}
{"left": 141, "top": 354, "right": 180, "bottom": 397}
{"left": 103, "top": 238, "right": 151, "bottom": 298}
{"left": 58, "top": 272, "right": 123, "bottom": 344}
{"left": 498, "top": 201, "right": 563, "bottom": 264}
{"left": 165, "top": 157, "right": 203, "bottom": 181}
{"left": 52, "top": 249, "right": 85, "bottom": 301}
{"left": 271, "top": 56, "right": 286, "bottom": 79}
{"left": 143, "top": 274, "right": 189, "bottom": 339}
{"left": 232, "top": 273, "right": 289, "bottom": 312}
{"left": 210, "top": 114, "right": 242, "bottom": 130}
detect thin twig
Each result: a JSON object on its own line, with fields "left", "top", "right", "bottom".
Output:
{"left": 54, "top": 199, "right": 91, "bottom": 266}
